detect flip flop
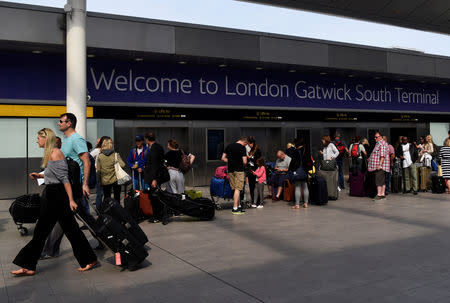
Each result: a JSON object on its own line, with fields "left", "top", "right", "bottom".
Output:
{"left": 77, "top": 261, "right": 99, "bottom": 272}
{"left": 11, "top": 268, "right": 35, "bottom": 277}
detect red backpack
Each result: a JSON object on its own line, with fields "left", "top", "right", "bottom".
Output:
{"left": 215, "top": 166, "right": 228, "bottom": 179}
{"left": 335, "top": 141, "right": 345, "bottom": 156}
{"left": 351, "top": 143, "right": 360, "bottom": 158}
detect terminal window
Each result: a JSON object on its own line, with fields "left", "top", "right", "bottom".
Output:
{"left": 207, "top": 129, "right": 224, "bottom": 161}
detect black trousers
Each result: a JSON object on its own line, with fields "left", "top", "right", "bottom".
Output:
{"left": 102, "top": 182, "right": 121, "bottom": 202}
{"left": 13, "top": 184, "right": 97, "bottom": 271}
{"left": 247, "top": 173, "right": 258, "bottom": 204}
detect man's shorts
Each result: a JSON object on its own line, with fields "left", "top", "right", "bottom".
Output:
{"left": 375, "top": 170, "right": 386, "bottom": 187}
{"left": 229, "top": 171, "right": 245, "bottom": 191}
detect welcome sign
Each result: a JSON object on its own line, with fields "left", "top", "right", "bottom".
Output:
{"left": 0, "top": 52, "right": 448, "bottom": 113}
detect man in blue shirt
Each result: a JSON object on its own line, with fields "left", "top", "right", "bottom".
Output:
{"left": 127, "top": 135, "right": 147, "bottom": 190}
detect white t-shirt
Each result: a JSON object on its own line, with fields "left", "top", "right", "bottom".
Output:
{"left": 402, "top": 144, "right": 412, "bottom": 168}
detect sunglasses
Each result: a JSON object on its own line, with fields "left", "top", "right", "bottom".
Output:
{"left": 59, "top": 120, "right": 68, "bottom": 124}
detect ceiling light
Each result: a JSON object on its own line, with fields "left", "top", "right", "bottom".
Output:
{"left": 178, "top": 61, "right": 187, "bottom": 65}
{"left": 87, "top": 54, "right": 95, "bottom": 58}
{"left": 288, "top": 69, "right": 296, "bottom": 73}
{"left": 320, "top": 72, "right": 327, "bottom": 75}
{"left": 348, "top": 74, "right": 354, "bottom": 78}
{"left": 134, "top": 58, "right": 143, "bottom": 62}
{"left": 255, "top": 67, "right": 263, "bottom": 70}
{"left": 219, "top": 64, "right": 227, "bottom": 68}
{"left": 32, "top": 50, "right": 42, "bottom": 54}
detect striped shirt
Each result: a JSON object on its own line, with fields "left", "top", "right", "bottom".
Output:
{"left": 439, "top": 146, "right": 450, "bottom": 178}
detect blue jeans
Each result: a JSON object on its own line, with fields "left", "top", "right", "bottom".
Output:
{"left": 385, "top": 171, "right": 391, "bottom": 194}
{"left": 336, "top": 157, "right": 345, "bottom": 189}
{"left": 133, "top": 177, "right": 146, "bottom": 191}
{"left": 95, "top": 182, "right": 103, "bottom": 209}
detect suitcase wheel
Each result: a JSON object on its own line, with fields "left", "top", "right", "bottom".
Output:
{"left": 18, "top": 227, "right": 28, "bottom": 236}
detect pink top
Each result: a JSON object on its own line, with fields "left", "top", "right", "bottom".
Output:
{"left": 253, "top": 166, "right": 266, "bottom": 183}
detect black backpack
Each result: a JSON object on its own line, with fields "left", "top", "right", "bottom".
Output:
{"left": 88, "top": 154, "right": 97, "bottom": 189}
{"left": 66, "top": 157, "right": 82, "bottom": 199}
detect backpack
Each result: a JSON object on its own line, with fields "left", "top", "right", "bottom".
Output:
{"left": 88, "top": 154, "right": 97, "bottom": 189}
{"left": 179, "top": 150, "right": 191, "bottom": 174}
{"left": 351, "top": 143, "right": 360, "bottom": 158}
{"left": 335, "top": 141, "right": 345, "bottom": 157}
{"left": 66, "top": 157, "right": 82, "bottom": 199}
{"left": 215, "top": 166, "right": 228, "bottom": 179}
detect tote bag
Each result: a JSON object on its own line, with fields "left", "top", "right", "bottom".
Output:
{"left": 115, "top": 153, "right": 131, "bottom": 185}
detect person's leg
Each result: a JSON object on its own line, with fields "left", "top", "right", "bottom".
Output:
{"left": 385, "top": 171, "right": 391, "bottom": 195}
{"left": 13, "top": 187, "right": 59, "bottom": 271}
{"left": 337, "top": 157, "right": 344, "bottom": 189}
{"left": 103, "top": 185, "right": 112, "bottom": 199}
{"left": 301, "top": 181, "right": 309, "bottom": 206}
{"left": 95, "top": 182, "right": 103, "bottom": 209}
{"left": 175, "top": 171, "right": 185, "bottom": 194}
{"left": 166, "top": 169, "right": 178, "bottom": 193}
{"left": 410, "top": 163, "right": 418, "bottom": 193}
{"left": 113, "top": 182, "right": 121, "bottom": 202}
{"left": 404, "top": 167, "right": 411, "bottom": 192}
{"left": 294, "top": 182, "right": 301, "bottom": 207}
{"left": 56, "top": 195, "right": 97, "bottom": 269}
{"left": 248, "top": 174, "right": 256, "bottom": 204}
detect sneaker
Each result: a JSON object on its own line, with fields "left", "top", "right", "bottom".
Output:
{"left": 413, "top": 191, "right": 418, "bottom": 195}
{"left": 238, "top": 206, "right": 245, "bottom": 213}
{"left": 338, "top": 187, "right": 342, "bottom": 192}
{"left": 257, "top": 205, "right": 264, "bottom": 209}
{"left": 251, "top": 204, "right": 257, "bottom": 208}
{"left": 373, "top": 195, "right": 383, "bottom": 201}
{"left": 232, "top": 208, "right": 244, "bottom": 215}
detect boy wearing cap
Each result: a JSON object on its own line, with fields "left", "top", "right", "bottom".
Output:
{"left": 127, "top": 135, "right": 148, "bottom": 190}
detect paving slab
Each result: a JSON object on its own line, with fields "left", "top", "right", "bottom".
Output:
{"left": 0, "top": 189, "right": 449, "bottom": 302}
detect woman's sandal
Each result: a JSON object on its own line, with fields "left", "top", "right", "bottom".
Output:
{"left": 11, "top": 268, "right": 35, "bottom": 277}
{"left": 303, "top": 203, "right": 309, "bottom": 208}
{"left": 291, "top": 205, "right": 300, "bottom": 209}
{"left": 77, "top": 261, "right": 99, "bottom": 272}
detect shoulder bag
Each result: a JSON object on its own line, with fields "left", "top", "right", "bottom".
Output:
{"left": 115, "top": 153, "right": 131, "bottom": 185}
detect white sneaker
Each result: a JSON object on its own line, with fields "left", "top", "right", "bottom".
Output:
{"left": 251, "top": 204, "right": 257, "bottom": 208}
{"left": 338, "top": 186, "right": 342, "bottom": 192}
{"left": 257, "top": 205, "right": 264, "bottom": 209}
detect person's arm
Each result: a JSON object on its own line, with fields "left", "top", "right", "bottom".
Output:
{"left": 221, "top": 153, "right": 228, "bottom": 163}
{"left": 79, "top": 152, "right": 90, "bottom": 197}
{"left": 189, "top": 154, "right": 195, "bottom": 165}
{"left": 242, "top": 156, "right": 247, "bottom": 166}
{"left": 51, "top": 148, "right": 77, "bottom": 211}
{"left": 127, "top": 149, "right": 134, "bottom": 169}
{"left": 118, "top": 153, "right": 126, "bottom": 168}
{"left": 331, "top": 144, "right": 339, "bottom": 159}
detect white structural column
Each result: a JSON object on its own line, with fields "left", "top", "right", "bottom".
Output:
{"left": 66, "top": 0, "right": 87, "bottom": 138}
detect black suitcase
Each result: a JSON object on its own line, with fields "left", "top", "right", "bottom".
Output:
{"left": 431, "top": 175, "right": 446, "bottom": 194}
{"left": 124, "top": 188, "right": 142, "bottom": 222}
{"left": 155, "top": 190, "right": 215, "bottom": 224}
{"left": 76, "top": 212, "right": 148, "bottom": 270}
{"left": 391, "top": 175, "right": 403, "bottom": 194}
{"left": 98, "top": 198, "right": 148, "bottom": 246}
{"left": 308, "top": 175, "right": 328, "bottom": 205}
{"left": 9, "top": 194, "right": 41, "bottom": 235}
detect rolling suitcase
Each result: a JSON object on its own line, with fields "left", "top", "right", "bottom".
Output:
{"left": 431, "top": 175, "right": 446, "bottom": 194}
{"left": 418, "top": 166, "right": 431, "bottom": 192}
{"left": 283, "top": 179, "right": 295, "bottom": 202}
{"left": 124, "top": 171, "right": 142, "bottom": 221}
{"left": 75, "top": 200, "right": 148, "bottom": 270}
{"left": 349, "top": 171, "right": 365, "bottom": 197}
{"left": 98, "top": 197, "right": 148, "bottom": 246}
{"left": 136, "top": 173, "right": 153, "bottom": 217}
{"left": 391, "top": 175, "right": 403, "bottom": 194}
{"left": 317, "top": 170, "right": 339, "bottom": 200}
{"left": 185, "top": 169, "right": 202, "bottom": 200}
{"left": 210, "top": 176, "right": 233, "bottom": 209}
{"left": 308, "top": 175, "right": 328, "bottom": 205}
{"left": 156, "top": 190, "right": 215, "bottom": 224}
{"left": 9, "top": 194, "right": 41, "bottom": 235}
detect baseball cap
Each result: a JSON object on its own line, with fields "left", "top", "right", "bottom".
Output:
{"left": 135, "top": 135, "right": 144, "bottom": 141}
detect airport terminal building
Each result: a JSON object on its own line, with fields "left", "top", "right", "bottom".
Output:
{"left": 0, "top": 1, "right": 449, "bottom": 198}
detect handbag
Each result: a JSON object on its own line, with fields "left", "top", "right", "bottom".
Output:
{"left": 288, "top": 166, "right": 308, "bottom": 182}
{"left": 320, "top": 159, "right": 337, "bottom": 171}
{"left": 114, "top": 153, "right": 131, "bottom": 185}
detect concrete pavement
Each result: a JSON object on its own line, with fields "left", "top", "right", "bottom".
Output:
{"left": 1, "top": 189, "right": 450, "bottom": 302}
